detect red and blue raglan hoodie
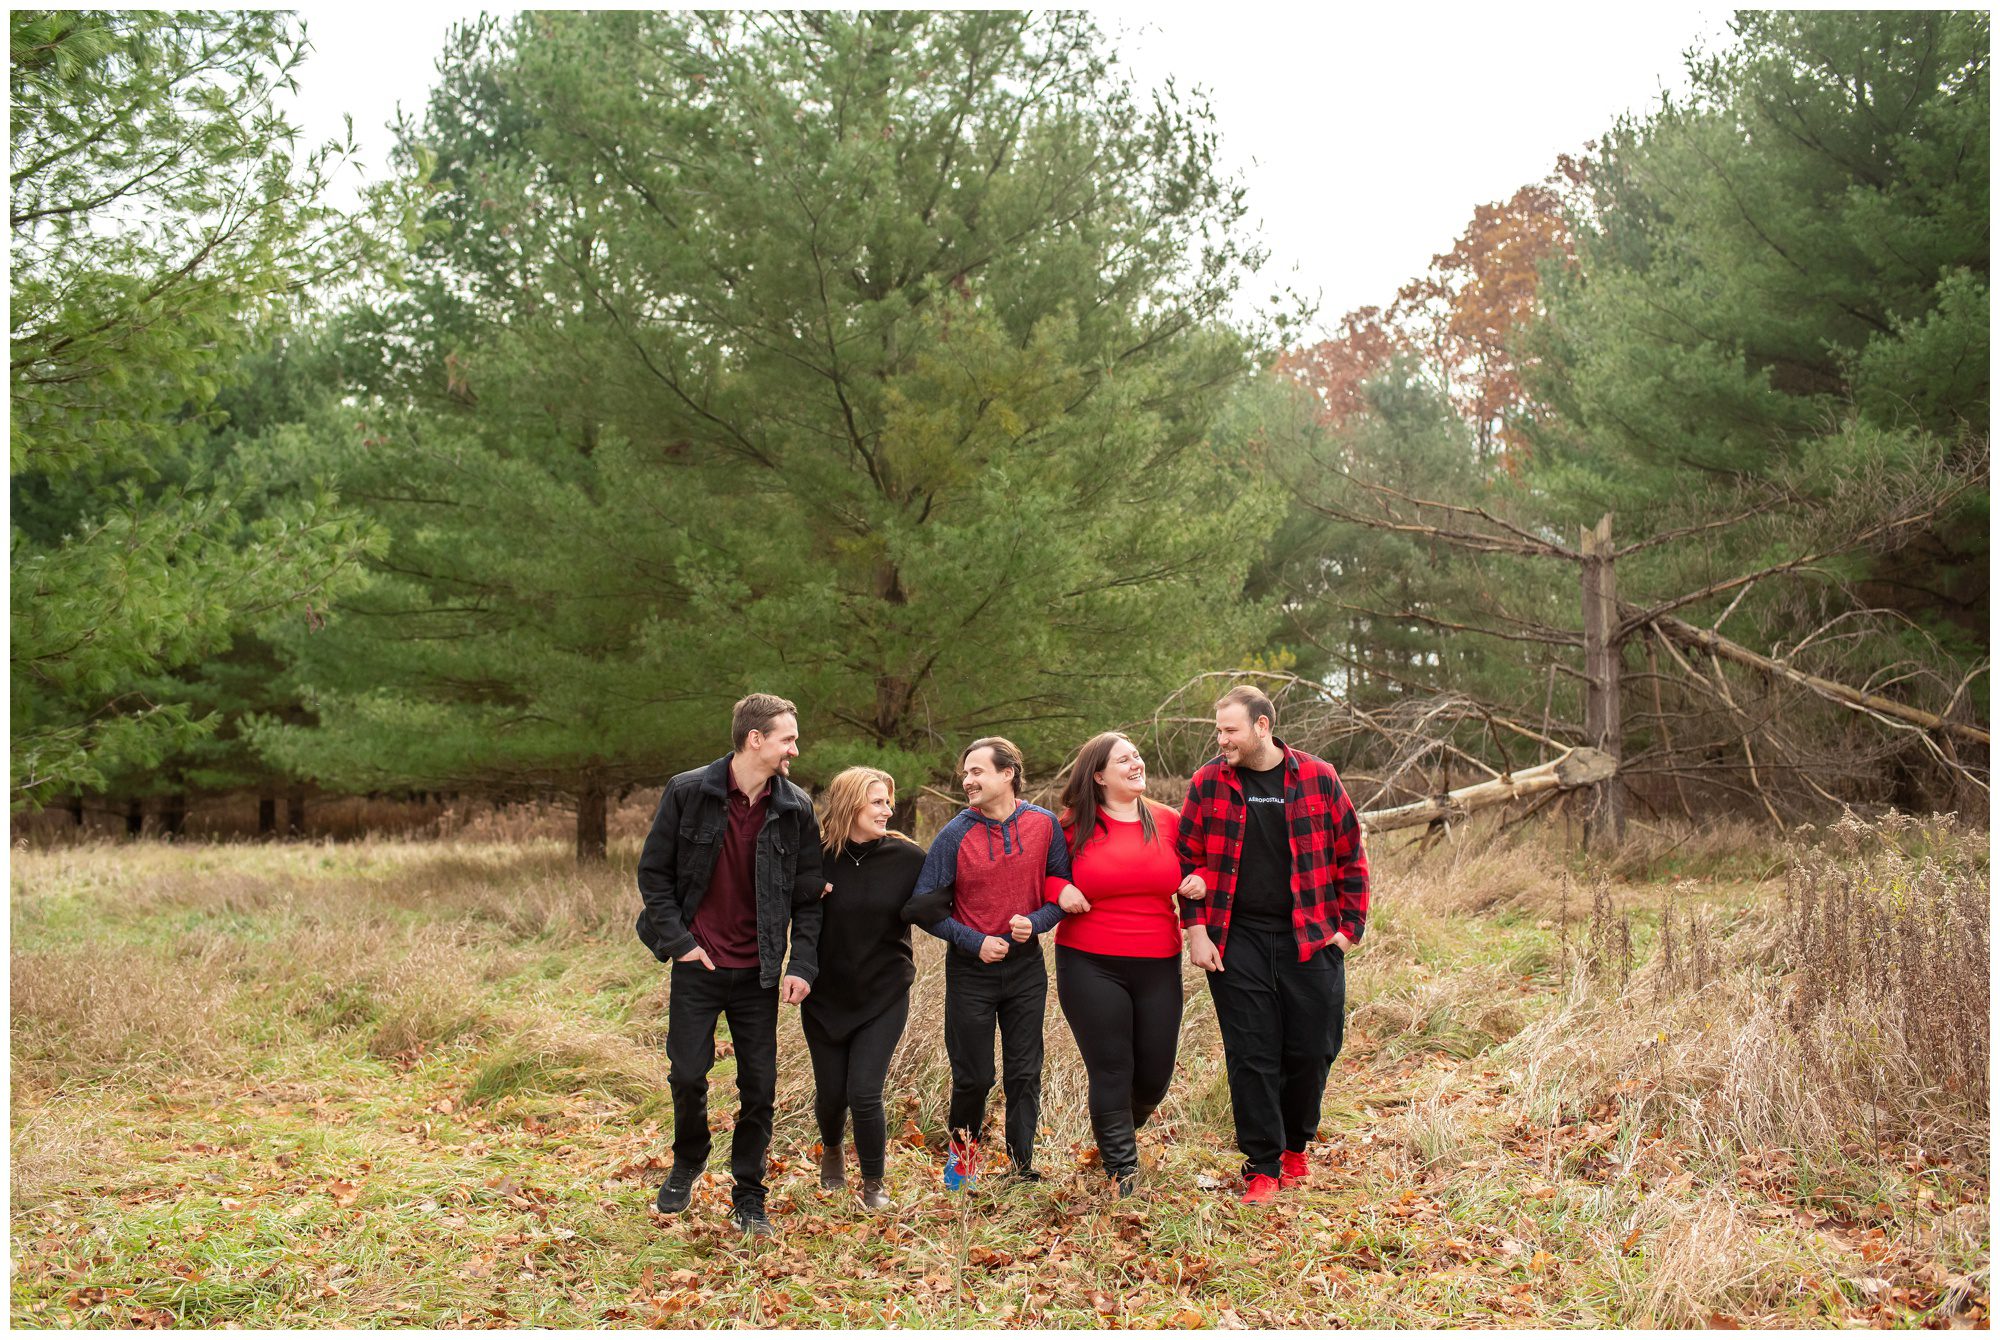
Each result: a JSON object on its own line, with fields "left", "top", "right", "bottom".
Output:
{"left": 903, "top": 802, "right": 1071, "bottom": 959}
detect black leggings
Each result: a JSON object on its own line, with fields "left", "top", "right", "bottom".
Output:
{"left": 801, "top": 995, "right": 909, "bottom": 1180}
{"left": 1054, "top": 946, "right": 1183, "bottom": 1173}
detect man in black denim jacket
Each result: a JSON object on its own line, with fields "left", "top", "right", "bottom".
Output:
{"left": 636, "top": 692, "right": 825, "bottom": 1237}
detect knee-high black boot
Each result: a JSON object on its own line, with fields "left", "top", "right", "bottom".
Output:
{"left": 1096, "top": 1107, "right": 1140, "bottom": 1193}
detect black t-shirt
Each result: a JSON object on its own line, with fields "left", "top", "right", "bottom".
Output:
{"left": 1231, "top": 762, "right": 1294, "bottom": 931}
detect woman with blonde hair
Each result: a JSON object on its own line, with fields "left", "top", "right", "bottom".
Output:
{"left": 805, "top": 766, "right": 925, "bottom": 1209}
{"left": 1050, "top": 731, "right": 1189, "bottom": 1198}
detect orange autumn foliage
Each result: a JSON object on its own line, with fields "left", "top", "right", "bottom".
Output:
{"left": 1279, "top": 159, "right": 1585, "bottom": 472}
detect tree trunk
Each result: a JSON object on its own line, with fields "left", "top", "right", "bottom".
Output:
{"left": 258, "top": 786, "right": 277, "bottom": 838}
{"left": 1360, "top": 748, "right": 1616, "bottom": 834}
{"left": 285, "top": 785, "right": 307, "bottom": 837}
{"left": 125, "top": 797, "right": 144, "bottom": 838}
{"left": 161, "top": 791, "right": 186, "bottom": 839}
{"left": 68, "top": 793, "right": 85, "bottom": 829}
{"left": 576, "top": 775, "right": 608, "bottom": 863}
{"left": 1579, "top": 514, "right": 1625, "bottom": 844}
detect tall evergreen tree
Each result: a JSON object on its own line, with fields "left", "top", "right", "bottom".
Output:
{"left": 9, "top": 11, "right": 409, "bottom": 807}
{"left": 271, "top": 11, "right": 1286, "bottom": 845}
{"left": 1523, "top": 10, "right": 1988, "bottom": 659}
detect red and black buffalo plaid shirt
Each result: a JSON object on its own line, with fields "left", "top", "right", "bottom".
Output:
{"left": 1173, "top": 738, "right": 1370, "bottom": 962}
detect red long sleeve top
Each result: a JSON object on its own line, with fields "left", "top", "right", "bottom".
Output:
{"left": 1051, "top": 801, "right": 1184, "bottom": 959}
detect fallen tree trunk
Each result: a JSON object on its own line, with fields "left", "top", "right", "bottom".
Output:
{"left": 1360, "top": 747, "right": 1616, "bottom": 834}
{"left": 1647, "top": 613, "right": 1990, "bottom": 749}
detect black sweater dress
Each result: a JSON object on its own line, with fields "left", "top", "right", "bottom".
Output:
{"left": 803, "top": 834, "right": 926, "bottom": 1040}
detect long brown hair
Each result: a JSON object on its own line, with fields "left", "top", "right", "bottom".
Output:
{"left": 1058, "top": 731, "right": 1158, "bottom": 858}
{"left": 816, "top": 767, "right": 910, "bottom": 860}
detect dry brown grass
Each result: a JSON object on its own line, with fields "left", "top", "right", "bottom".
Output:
{"left": 466, "top": 1012, "right": 666, "bottom": 1107}
{"left": 1505, "top": 811, "right": 1989, "bottom": 1173}
{"left": 1599, "top": 815, "right": 1785, "bottom": 882}
{"left": 434, "top": 791, "right": 663, "bottom": 846}
{"left": 9, "top": 815, "right": 1990, "bottom": 1330}
{"left": 1779, "top": 811, "right": 1988, "bottom": 1157}
{"left": 11, "top": 942, "right": 236, "bottom": 1074}
{"left": 1351, "top": 961, "right": 1531, "bottom": 1061}
{"left": 367, "top": 933, "right": 495, "bottom": 1058}
{"left": 1632, "top": 1185, "right": 1845, "bottom": 1325}
{"left": 1381, "top": 827, "right": 1575, "bottom": 917}
{"left": 372, "top": 849, "right": 634, "bottom": 942}
{"left": 9, "top": 1102, "right": 116, "bottom": 1211}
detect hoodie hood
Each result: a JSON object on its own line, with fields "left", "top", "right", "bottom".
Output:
{"left": 964, "top": 801, "right": 1031, "bottom": 862}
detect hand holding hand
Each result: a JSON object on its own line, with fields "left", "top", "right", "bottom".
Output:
{"left": 780, "top": 974, "right": 811, "bottom": 1005}
{"left": 1057, "top": 885, "right": 1091, "bottom": 915}
{"left": 1177, "top": 873, "right": 1208, "bottom": 900}
{"left": 1008, "top": 914, "right": 1033, "bottom": 942}
{"left": 979, "top": 935, "right": 1011, "bottom": 964}
{"left": 678, "top": 945, "right": 717, "bottom": 971}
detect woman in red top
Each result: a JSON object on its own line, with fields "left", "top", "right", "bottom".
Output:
{"left": 1051, "top": 730, "right": 1192, "bottom": 1197}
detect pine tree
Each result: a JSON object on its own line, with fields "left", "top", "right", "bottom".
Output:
{"left": 271, "top": 11, "right": 1287, "bottom": 845}
{"left": 10, "top": 11, "right": 410, "bottom": 806}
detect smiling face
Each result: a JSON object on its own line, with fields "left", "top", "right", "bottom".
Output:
{"left": 744, "top": 712, "right": 800, "bottom": 778}
{"left": 850, "top": 780, "right": 894, "bottom": 844}
{"left": 960, "top": 746, "right": 1015, "bottom": 813}
{"left": 1093, "top": 736, "right": 1147, "bottom": 805}
{"left": 1214, "top": 701, "right": 1272, "bottom": 769}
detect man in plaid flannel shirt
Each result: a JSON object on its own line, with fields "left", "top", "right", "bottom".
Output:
{"left": 1175, "top": 684, "right": 1370, "bottom": 1205}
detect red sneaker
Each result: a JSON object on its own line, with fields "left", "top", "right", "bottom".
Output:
{"left": 1240, "top": 1173, "right": 1281, "bottom": 1205}
{"left": 1280, "top": 1149, "right": 1310, "bottom": 1188}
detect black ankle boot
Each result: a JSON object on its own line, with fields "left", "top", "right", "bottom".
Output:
{"left": 819, "top": 1143, "right": 845, "bottom": 1191}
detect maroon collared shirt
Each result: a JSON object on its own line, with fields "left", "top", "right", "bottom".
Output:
{"left": 690, "top": 772, "right": 768, "bottom": 968}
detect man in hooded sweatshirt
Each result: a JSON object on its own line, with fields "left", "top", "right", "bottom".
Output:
{"left": 903, "top": 736, "right": 1080, "bottom": 1187}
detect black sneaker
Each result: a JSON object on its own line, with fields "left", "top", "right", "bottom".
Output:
{"left": 1008, "top": 1167, "right": 1043, "bottom": 1184}
{"left": 730, "top": 1202, "right": 775, "bottom": 1238}
{"left": 655, "top": 1167, "right": 697, "bottom": 1215}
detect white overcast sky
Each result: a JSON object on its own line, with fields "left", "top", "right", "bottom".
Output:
{"left": 283, "top": 3, "right": 1734, "bottom": 337}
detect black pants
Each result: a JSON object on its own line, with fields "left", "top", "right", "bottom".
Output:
{"left": 802, "top": 995, "right": 909, "bottom": 1181}
{"left": 666, "top": 962, "right": 779, "bottom": 1208}
{"left": 942, "top": 946, "right": 1046, "bottom": 1171}
{"left": 1055, "top": 946, "right": 1182, "bottom": 1178}
{"left": 1205, "top": 924, "right": 1345, "bottom": 1180}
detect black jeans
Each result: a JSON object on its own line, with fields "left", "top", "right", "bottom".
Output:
{"left": 666, "top": 962, "right": 779, "bottom": 1208}
{"left": 1204, "top": 924, "right": 1345, "bottom": 1180}
{"left": 942, "top": 945, "right": 1047, "bottom": 1171}
{"left": 802, "top": 995, "right": 909, "bottom": 1180}
{"left": 1055, "top": 946, "right": 1182, "bottom": 1177}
